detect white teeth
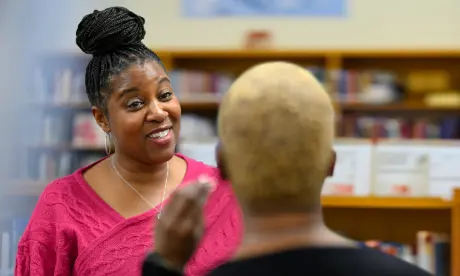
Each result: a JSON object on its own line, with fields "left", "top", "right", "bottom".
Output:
{"left": 149, "top": 129, "right": 170, "bottom": 139}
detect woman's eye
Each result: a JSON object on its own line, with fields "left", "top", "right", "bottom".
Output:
{"left": 127, "top": 100, "right": 143, "bottom": 109}
{"left": 159, "top": 91, "right": 173, "bottom": 101}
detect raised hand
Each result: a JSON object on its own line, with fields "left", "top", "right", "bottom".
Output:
{"left": 154, "top": 176, "right": 213, "bottom": 271}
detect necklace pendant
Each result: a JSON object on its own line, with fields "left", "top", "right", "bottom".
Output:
{"left": 157, "top": 214, "right": 161, "bottom": 219}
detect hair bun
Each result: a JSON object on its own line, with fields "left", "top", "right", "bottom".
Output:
{"left": 76, "top": 7, "right": 146, "bottom": 56}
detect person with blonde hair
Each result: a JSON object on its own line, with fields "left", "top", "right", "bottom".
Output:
{"left": 143, "top": 61, "right": 430, "bottom": 276}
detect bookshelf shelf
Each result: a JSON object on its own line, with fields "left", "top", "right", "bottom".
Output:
{"left": 340, "top": 102, "right": 460, "bottom": 113}
{"left": 157, "top": 49, "right": 329, "bottom": 59}
{"left": 156, "top": 49, "right": 460, "bottom": 59}
{"left": 180, "top": 100, "right": 220, "bottom": 110}
{"left": 452, "top": 190, "right": 460, "bottom": 276}
{"left": 322, "top": 196, "right": 451, "bottom": 210}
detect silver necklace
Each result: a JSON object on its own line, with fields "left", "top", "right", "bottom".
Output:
{"left": 110, "top": 157, "right": 169, "bottom": 219}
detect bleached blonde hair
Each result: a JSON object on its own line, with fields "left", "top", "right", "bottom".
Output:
{"left": 218, "top": 61, "right": 335, "bottom": 213}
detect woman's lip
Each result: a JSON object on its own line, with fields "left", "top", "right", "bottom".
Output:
{"left": 147, "top": 128, "right": 173, "bottom": 146}
{"left": 146, "top": 125, "right": 173, "bottom": 137}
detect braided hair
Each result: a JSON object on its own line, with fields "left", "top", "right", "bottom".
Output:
{"left": 76, "top": 7, "right": 164, "bottom": 111}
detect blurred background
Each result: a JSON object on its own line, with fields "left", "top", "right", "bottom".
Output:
{"left": 1, "top": 0, "right": 460, "bottom": 275}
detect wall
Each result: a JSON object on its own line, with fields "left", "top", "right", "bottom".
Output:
{"left": 127, "top": 0, "right": 457, "bottom": 49}
{"left": 13, "top": 0, "right": 460, "bottom": 51}
{"left": 23, "top": 0, "right": 129, "bottom": 52}
{"left": 453, "top": 0, "right": 460, "bottom": 47}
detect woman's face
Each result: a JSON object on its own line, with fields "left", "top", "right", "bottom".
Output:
{"left": 95, "top": 60, "right": 181, "bottom": 164}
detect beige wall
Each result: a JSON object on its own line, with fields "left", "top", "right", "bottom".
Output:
{"left": 34, "top": 0, "right": 459, "bottom": 51}
{"left": 128, "top": 0, "right": 457, "bottom": 49}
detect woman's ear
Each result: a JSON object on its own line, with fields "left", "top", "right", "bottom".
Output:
{"left": 92, "top": 106, "right": 110, "bottom": 133}
{"left": 327, "top": 150, "right": 336, "bottom": 177}
{"left": 216, "top": 142, "right": 229, "bottom": 180}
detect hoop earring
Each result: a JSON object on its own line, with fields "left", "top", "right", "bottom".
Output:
{"left": 104, "top": 132, "right": 113, "bottom": 155}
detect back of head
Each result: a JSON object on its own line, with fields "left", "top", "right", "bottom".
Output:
{"left": 76, "top": 6, "right": 163, "bottom": 111}
{"left": 218, "top": 62, "right": 334, "bottom": 213}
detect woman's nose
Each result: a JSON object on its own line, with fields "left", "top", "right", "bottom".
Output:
{"left": 146, "top": 100, "right": 168, "bottom": 122}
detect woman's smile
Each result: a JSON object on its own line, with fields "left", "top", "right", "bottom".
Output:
{"left": 147, "top": 127, "right": 174, "bottom": 147}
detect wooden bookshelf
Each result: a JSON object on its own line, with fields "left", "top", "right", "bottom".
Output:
{"left": 153, "top": 49, "right": 460, "bottom": 144}
{"left": 30, "top": 49, "right": 460, "bottom": 118}
{"left": 153, "top": 48, "right": 460, "bottom": 275}
{"left": 322, "top": 196, "right": 451, "bottom": 209}
{"left": 155, "top": 48, "right": 460, "bottom": 73}
{"left": 154, "top": 49, "right": 460, "bottom": 122}
{"left": 18, "top": 49, "right": 460, "bottom": 275}
{"left": 323, "top": 193, "right": 459, "bottom": 275}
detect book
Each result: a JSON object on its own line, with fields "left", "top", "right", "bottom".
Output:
{"left": 362, "top": 231, "right": 450, "bottom": 275}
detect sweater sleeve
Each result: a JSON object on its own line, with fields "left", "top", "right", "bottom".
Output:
{"left": 15, "top": 239, "right": 64, "bottom": 276}
{"left": 15, "top": 187, "right": 75, "bottom": 276}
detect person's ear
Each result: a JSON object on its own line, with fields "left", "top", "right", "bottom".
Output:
{"left": 327, "top": 150, "right": 336, "bottom": 177}
{"left": 216, "top": 142, "right": 229, "bottom": 180}
{"left": 92, "top": 106, "right": 110, "bottom": 133}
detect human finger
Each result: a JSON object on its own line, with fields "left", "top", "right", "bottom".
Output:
{"left": 177, "top": 201, "right": 203, "bottom": 236}
{"left": 195, "top": 175, "right": 214, "bottom": 205}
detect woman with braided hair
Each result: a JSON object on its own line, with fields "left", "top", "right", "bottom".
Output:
{"left": 15, "top": 7, "right": 242, "bottom": 276}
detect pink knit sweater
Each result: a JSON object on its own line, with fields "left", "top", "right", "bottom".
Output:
{"left": 15, "top": 154, "right": 243, "bottom": 276}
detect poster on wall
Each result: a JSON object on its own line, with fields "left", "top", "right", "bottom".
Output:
{"left": 182, "top": 0, "right": 347, "bottom": 18}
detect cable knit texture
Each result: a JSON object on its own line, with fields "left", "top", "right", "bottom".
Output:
{"left": 15, "top": 154, "right": 243, "bottom": 276}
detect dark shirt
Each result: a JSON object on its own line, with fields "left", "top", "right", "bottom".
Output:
{"left": 143, "top": 247, "right": 432, "bottom": 276}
